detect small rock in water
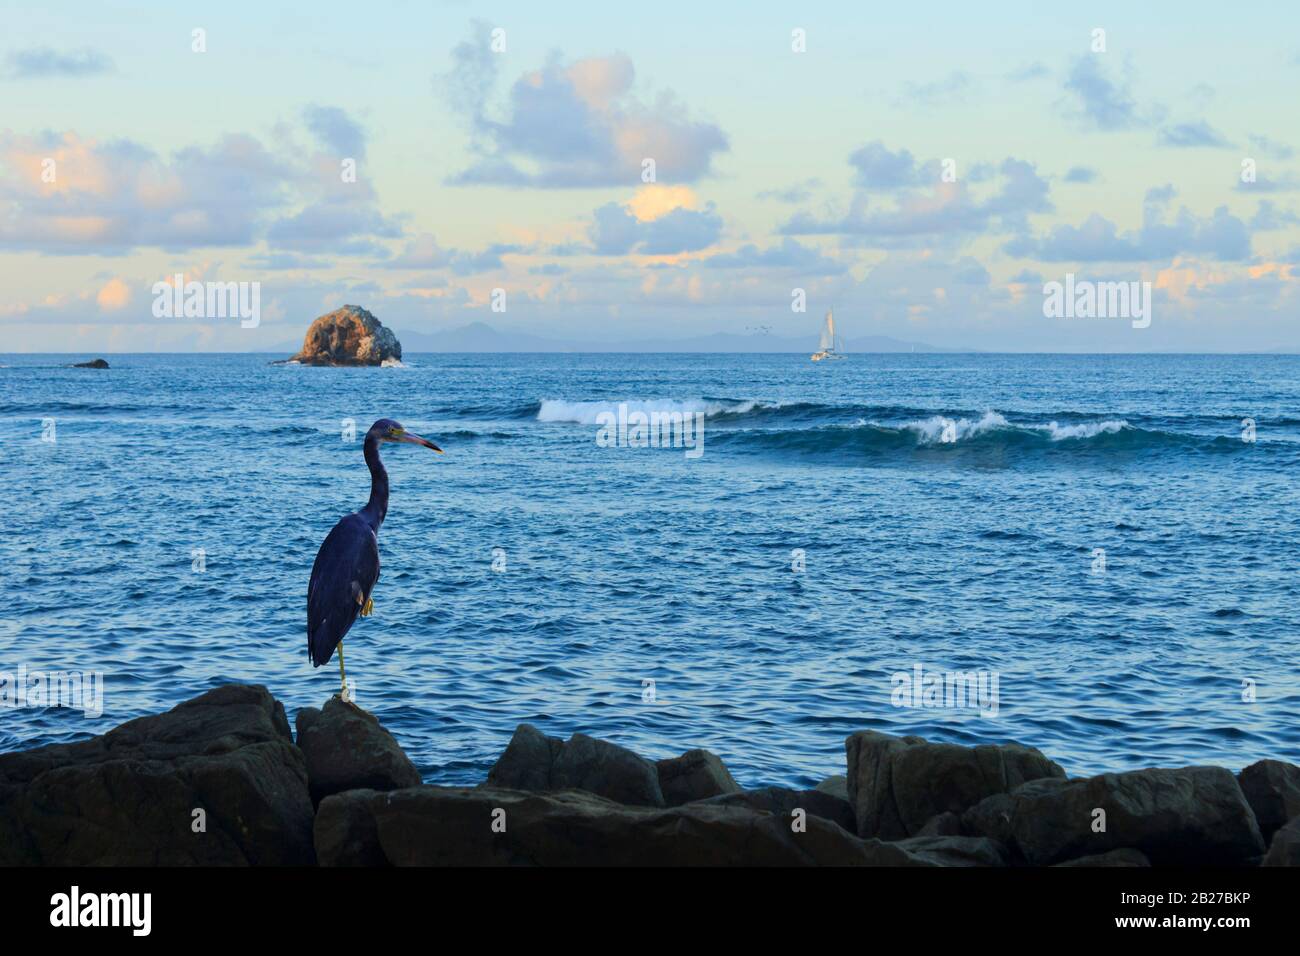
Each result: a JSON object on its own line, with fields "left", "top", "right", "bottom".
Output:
{"left": 284, "top": 304, "right": 401, "bottom": 366}
{"left": 71, "top": 358, "right": 109, "bottom": 368}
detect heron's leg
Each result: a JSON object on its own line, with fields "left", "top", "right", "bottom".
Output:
{"left": 337, "top": 641, "right": 347, "bottom": 698}
{"left": 361, "top": 596, "right": 374, "bottom": 617}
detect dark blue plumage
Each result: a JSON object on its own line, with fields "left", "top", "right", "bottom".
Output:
{"left": 307, "top": 418, "right": 442, "bottom": 688}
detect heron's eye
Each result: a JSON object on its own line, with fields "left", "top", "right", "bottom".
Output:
{"left": 388, "top": 427, "right": 404, "bottom": 438}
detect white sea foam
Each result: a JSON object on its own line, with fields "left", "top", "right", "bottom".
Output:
{"left": 892, "top": 411, "right": 1131, "bottom": 444}
{"left": 537, "top": 398, "right": 764, "bottom": 425}
{"left": 904, "top": 411, "right": 1010, "bottom": 444}
{"left": 381, "top": 357, "right": 407, "bottom": 368}
{"left": 1039, "top": 419, "right": 1129, "bottom": 440}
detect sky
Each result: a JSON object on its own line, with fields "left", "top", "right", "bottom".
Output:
{"left": 1, "top": 0, "right": 1298, "bottom": 352}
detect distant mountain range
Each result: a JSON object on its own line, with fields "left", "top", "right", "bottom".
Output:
{"left": 374, "top": 322, "right": 965, "bottom": 354}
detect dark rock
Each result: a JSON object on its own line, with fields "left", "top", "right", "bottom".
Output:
{"left": 485, "top": 725, "right": 664, "bottom": 807}
{"left": 893, "top": 834, "right": 1008, "bottom": 866}
{"left": 1237, "top": 760, "right": 1300, "bottom": 841}
{"left": 312, "top": 788, "right": 387, "bottom": 867}
{"left": 1262, "top": 816, "right": 1300, "bottom": 866}
{"left": 295, "top": 697, "right": 421, "bottom": 806}
{"left": 71, "top": 358, "right": 109, "bottom": 369}
{"left": 915, "top": 811, "right": 964, "bottom": 837}
{"left": 700, "top": 786, "right": 856, "bottom": 833}
{"left": 0, "top": 684, "right": 314, "bottom": 865}
{"left": 962, "top": 766, "right": 1265, "bottom": 866}
{"left": 1053, "top": 848, "right": 1151, "bottom": 867}
{"left": 485, "top": 724, "right": 563, "bottom": 792}
{"left": 552, "top": 734, "right": 665, "bottom": 807}
{"left": 656, "top": 749, "right": 740, "bottom": 806}
{"left": 845, "top": 730, "right": 1066, "bottom": 838}
{"left": 315, "top": 785, "right": 1005, "bottom": 866}
{"left": 815, "top": 774, "right": 849, "bottom": 801}
{"left": 287, "top": 305, "right": 401, "bottom": 366}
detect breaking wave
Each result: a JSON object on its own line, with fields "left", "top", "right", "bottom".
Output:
{"left": 535, "top": 398, "right": 769, "bottom": 425}
{"left": 708, "top": 413, "right": 1243, "bottom": 459}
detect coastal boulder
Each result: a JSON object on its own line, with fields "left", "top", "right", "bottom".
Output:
{"left": 0, "top": 684, "right": 314, "bottom": 865}
{"left": 295, "top": 697, "right": 421, "bottom": 806}
{"left": 1053, "top": 848, "right": 1151, "bottom": 867}
{"left": 656, "top": 749, "right": 741, "bottom": 806}
{"left": 1237, "top": 759, "right": 1300, "bottom": 841}
{"left": 314, "top": 785, "right": 1005, "bottom": 866}
{"left": 815, "top": 774, "right": 850, "bottom": 801}
{"left": 845, "top": 730, "right": 1066, "bottom": 839}
{"left": 486, "top": 725, "right": 664, "bottom": 807}
{"left": 962, "top": 766, "right": 1265, "bottom": 866}
{"left": 700, "top": 786, "right": 856, "bottom": 834}
{"left": 1262, "top": 816, "right": 1300, "bottom": 866}
{"left": 287, "top": 305, "right": 401, "bottom": 366}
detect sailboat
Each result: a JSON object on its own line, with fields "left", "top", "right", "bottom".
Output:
{"left": 810, "top": 308, "right": 845, "bottom": 361}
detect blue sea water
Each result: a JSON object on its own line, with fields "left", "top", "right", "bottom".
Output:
{"left": 2, "top": 352, "right": 1299, "bottom": 788}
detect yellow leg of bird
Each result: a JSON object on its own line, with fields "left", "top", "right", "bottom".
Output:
{"left": 337, "top": 640, "right": 347, "bottom": 698}
{"left": 361, "top": 596, "right": 374, "bottom": 617}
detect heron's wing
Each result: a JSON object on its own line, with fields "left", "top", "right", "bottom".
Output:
{"left": 307, "top": 513, "right": 380, "bottom": 667}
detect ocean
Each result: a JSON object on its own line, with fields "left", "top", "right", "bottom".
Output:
{"left": 2, "top": 352, "right": 1299, "bottom": 787}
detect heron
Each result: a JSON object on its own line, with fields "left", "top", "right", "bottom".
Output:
{"left": 308, "top": 418, "right": 442, "bottom": 699}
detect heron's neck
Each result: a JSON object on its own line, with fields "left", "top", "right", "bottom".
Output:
{"left": 360, "top": 435, "right": 389, "bottom": 530}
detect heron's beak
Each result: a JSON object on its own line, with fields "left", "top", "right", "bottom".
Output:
{"left": 397, "top": 430, "right": 443, "bottom": 453}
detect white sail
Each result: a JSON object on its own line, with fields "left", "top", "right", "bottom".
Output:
{"left": 811, "top": 306, "right": 846, "bottom": 361}
{"left": 819, "top": 309, "right": 835, "bottom": 351}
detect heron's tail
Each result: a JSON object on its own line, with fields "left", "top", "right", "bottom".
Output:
{"left": 308, "top": 623, "right": 336, "bottom": 668}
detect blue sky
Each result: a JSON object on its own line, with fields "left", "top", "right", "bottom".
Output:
{"left": 1, "top": 0, "right": 1298, "bottom": 351}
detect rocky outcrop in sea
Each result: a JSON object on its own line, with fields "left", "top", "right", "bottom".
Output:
{"left": 284, "top": 305, "right": 401, "bottom": 366}
{"left": 2, "top": 684, "right": 1296, "bottom": 867}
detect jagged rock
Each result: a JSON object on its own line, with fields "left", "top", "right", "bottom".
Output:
{"left": 700, "top": 786, "right": 856, "bottom": 833}
{"left": 484, "top": 724, "right": 563, "bottom": 792}
{"left": 915, "top": 811, "right": 964, "bottom": 837}
{"left": 1262, "top": 816, "right": 1300, "bottom": 866}
{"left": 845, "top": 730, "right": 1066, "bottom": 839}
{"left": 314, "top": 785, "right": 1006, "bottom": 866}
{"left": 295, "top": 697, "right": 421, "bottom": 806}
{"left": 656, "top": 749, "right": 740, "bottom": 806}
{"left": 1237, "top": 760, "right": 1300, "bottom": 841}
{"left": 0, "top": 684, "right": 314, "bottom": 865}
{"left": 71, "top": 358, "right": 109, "bottom": 369}
{"left": 312, "top": 785, "right": 386, "bottom": 868}
{"left": 962, "top": 766, "right": 1264, "bottom": 866}
{"left": 486, "top": 725, "right": 664, "bottom": 807}
{"left": 287, "top": 305, "right": 401, "bottom": 366}
{"left": 893, "top": 834, "right": 1008, "bottom": 866}
{"left": 1053, "top": 848, "right": 1151, "bottom": 867}
{"left": 815, "top": 774, "right": 849, "bottom": 801}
